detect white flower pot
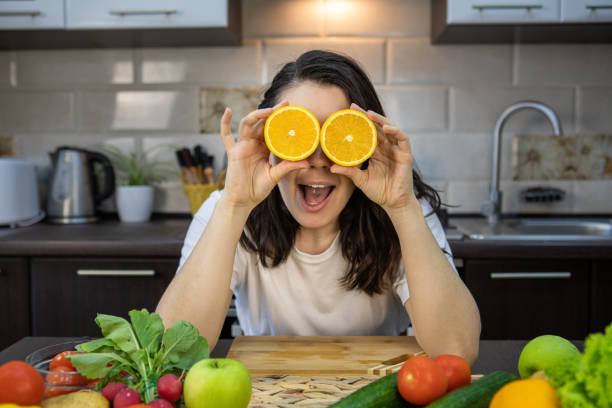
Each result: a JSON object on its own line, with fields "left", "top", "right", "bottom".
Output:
{"left": 116, "top": 185, "right": 154, "bottom": 223}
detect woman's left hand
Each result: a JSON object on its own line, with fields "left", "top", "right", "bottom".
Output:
{"left": 331, "top": 103, "right": 418, "bottom": 212}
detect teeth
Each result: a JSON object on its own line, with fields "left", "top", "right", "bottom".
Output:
{"left": 306, "top": 184, "right": 328, "bottom": 188}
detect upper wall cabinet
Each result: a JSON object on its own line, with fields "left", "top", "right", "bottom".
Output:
{"left": 0, "top": 0, "right": 64, "bottom": 30}
{"left": 0, "top": 0, "right": 241, "bottom": 49}
{"left": 432, "top": 0, "right": 612, "bottom": 43}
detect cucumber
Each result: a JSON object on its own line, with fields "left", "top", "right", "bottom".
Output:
{"left": 425, "top": 371, "right": 517, "bottom": 408}
{"left": 328, "top": 372, "right": 416, "bottom": 408}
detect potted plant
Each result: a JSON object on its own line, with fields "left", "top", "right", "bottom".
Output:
{"left": 101, "top": 146, "right": 173, "bottom": 223}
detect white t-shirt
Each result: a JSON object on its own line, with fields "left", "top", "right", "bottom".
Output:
{"left": 178, "top": 190, "right": 455, "bottom": 336}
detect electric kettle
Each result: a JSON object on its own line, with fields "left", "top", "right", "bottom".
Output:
{"left": 47, "top": 146, "right": 115, "bottom": 224}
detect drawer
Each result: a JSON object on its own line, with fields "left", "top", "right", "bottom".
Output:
{"left": 66, "top": 0, "right": 228, "bottom": 29}
{"left": 0, "top": 0, "right": 64, "bottom": 30}
{"left": 561, "top": 0, "right": 612, "bottom": 22}
{"left": 448, "top": 0, "right": 561, "bottom": 24}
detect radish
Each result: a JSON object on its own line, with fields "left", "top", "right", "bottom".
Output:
{"left": 114, "top": 387, "right": 142, "bottom": 408}
{"left": 149, "top": 399, "right": 174, "bottom": 408}
{"left": 101, "top": 381, "right": 127, "bottom": 402}
{"left": 157, "top": 373, "right": 183, "bottom": 402}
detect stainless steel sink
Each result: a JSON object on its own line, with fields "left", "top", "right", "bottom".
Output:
{"left": 453, "top": 218, "right": 612, "bottom": 241}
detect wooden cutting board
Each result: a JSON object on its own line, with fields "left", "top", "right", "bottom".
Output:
{"left": 226, "top": 336, "right": 424, "bottom": 376}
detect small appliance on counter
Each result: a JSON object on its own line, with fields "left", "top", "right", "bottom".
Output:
{"left": 0, "top": 158, "right": 45, "bottom": 228}
{"left": 47, "top": 146, "right": 115, "bottom": 224}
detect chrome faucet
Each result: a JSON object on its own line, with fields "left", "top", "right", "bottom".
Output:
{"left": 481, "top": 101, "right": 563, "bottom": 224}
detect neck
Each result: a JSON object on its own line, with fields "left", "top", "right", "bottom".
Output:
{"left": 294, "top": 222, "right": 340, "bottom": 255}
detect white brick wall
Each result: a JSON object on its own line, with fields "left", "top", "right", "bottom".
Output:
{"left": 0, "top": 0, "right": 610, "bottom": 214}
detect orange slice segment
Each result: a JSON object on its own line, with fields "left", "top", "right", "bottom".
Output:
{"left": 264, "top": 105, "right": 320, "bottom": 161}
{"left": 320, "top": 109, "right": 377, "bottom": 167}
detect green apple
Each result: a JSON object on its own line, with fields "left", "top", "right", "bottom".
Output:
{"left": 518, "top": 334, "right": 581, "bottom": 379}
{"left": 184, "top": 358, "right": 252, "bottom": 408}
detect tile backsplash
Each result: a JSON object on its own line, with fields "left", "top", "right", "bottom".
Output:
{"left": 1, "top": 0, "right": 611, "bottom": 215}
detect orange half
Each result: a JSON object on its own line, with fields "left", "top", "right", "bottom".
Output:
{"left": 320, "top": 109, "right": 377, "bottom": 167}
{"left": 264, "top": 105, "right": 320, "bottom": 161}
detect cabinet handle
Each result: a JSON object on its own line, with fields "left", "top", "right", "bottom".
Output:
{"left": 472, "top": 4, "right": 543, "bottom": 12}
{"left": 490, "top": 272, "right": 572, "bottom": 279}
{"left": 0, "top": 11, "right": 42, "bottom": 17}
{"left": 109, "top": 10, "right": 178, "bottom": 17}
{"left": 586, "top": 5, "right": 612, "bottom": 10}
{"left": 77, "top": 269, "right": 156, "bottom": 277}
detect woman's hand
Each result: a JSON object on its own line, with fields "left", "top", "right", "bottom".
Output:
{"left": 331, "top": 103, "right": 418, "bottom": 213}
{"left": 220, "top": 103, "right": 309, "bottom": 210}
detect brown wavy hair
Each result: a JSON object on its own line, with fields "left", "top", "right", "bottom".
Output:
{"left": 239, "top": 50, "right": 442, "bottom": 296}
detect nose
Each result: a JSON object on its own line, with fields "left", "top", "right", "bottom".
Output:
{"left": 307, "top": 145, "right": 331, "bottom": 168}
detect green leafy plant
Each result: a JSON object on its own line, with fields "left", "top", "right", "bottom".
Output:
{"left": 101, "top": 145, "right": 175, "bottom": 186}
{"left": 67, "top": 309, "right": 209, "bottom": 403}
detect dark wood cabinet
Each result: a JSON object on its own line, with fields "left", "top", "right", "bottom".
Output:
{"left": 464, "top": 259, "right": 589, "bottom": 340}
{"left": 0, "top": 257, "right": 30, "bottom": 350}
{"left": 30, "top": 257, "right": 177, "bottom": 337}
{"left": 591, "top": 262, "right": 612, "bottom": 334}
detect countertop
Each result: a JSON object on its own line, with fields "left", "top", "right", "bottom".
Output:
{"left": 1, "top": 216, "right": 611, "bottom": 259}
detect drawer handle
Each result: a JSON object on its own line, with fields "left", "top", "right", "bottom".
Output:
{"left": 77, "top": 269, "right": 156, "bottom": 277}
{"left": 0, "top": 11, "right": 42, "bottom": 17}
{"left": 472, "top": 4, "right": 543, "bottom": 12}
{"left": 109, "top": 9, "right": 178, "bottom": 17}
{"left": 490, "top": 272, "right": 572, "bottom": 279}
{"left": 586, "top": 5, "right": 612, "bottom": 10}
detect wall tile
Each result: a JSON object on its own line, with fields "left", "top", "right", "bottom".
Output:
{"left": 243, "top": 0, "right": 323, "bottom": 37}
{"left": 153, "top": 182, "right": 192, "bottom": 213}
{"left": 377, "top": 87, "right": 447, "bottom": 132}
{"left": 264, "top": 38, "right": 385, "bottom": 84}
{"left": 580, "top": 87, "right": 612, "bottom": 133}
{"left": 572, "top": 180, "right": 612, "bottom": 214}
{"left": 446, "top": 181, "right": 488, "bottom": 213}
{"left": 141, "top": 42, "right": 261, "bottom": 85}
{"left": 501, "top": 180, "right": 574, "bottom": 214}
{"left": 516, "top": 44, "right": 612, "bottom": 86}
{"left": 0, "top": 52, "right": 11, "bottom": 88}
{"left": 17, "top": 50, "right": 133, "bottom": 86}
{"left": 0, "top": 92, "right": 74, "bottom": 131}
{"left": 389, "top": 39, "right": 512, "bottom": 85}
{"left": 325, "top": 0, "right": 430, "bottom": 37}
{"left": 452, "top": 87, "right": 574, "bottom": 133}
{"left": 80, "top": 90, "right": 198, "bottom": 132}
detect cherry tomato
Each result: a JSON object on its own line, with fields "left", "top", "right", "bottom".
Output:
{"left": 49, "top": 350, "right": 83, "bottom": 371}
{"left": 46, "top": 365, "right": 88, "bottom": 386}
{"left": 397, "top": 355, "right": 448, "bottom": 405}
{"left": 0, "top": 361, "right": 45, "bottom": 405}
{"left": 433, "top": 354, "right": 472, "bottom": 391}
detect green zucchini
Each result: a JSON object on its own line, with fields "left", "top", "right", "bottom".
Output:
{"left": 328, "top": 372, "right": 416, "bottom": 408}
{"left": 425, "top": 371, "right": 517, "bottom": 408}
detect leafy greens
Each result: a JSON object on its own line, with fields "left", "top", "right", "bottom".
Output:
{"left": 66, "top": 309, "right": 209, "bottom": 403}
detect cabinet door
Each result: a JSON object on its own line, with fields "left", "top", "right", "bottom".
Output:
{"left": 591, "top": 262, "right": 612, "bottom": 333}
{"left": 561, "top": 0, "right": 612, "bottom": 22}
{"left": 0, "top": 257, "right": 30, "bottom": 350}
{"left": 464, "top": 259, "right": 589, "bottom": 339}
{"left": 66, "top": 0, "right": 228, "bottom": 29}
{"left": 31, "top": 257, "right": 177, "bottom": 337}
{"left": 0, "top": 0, "right": 64, "bottom": 30}
{"left": 448, "top": 0, "right": 560, "bottom": 24}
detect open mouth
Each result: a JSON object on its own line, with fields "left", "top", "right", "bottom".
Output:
{"left": 298, "top": 184, "right": 335, "bottom": 211}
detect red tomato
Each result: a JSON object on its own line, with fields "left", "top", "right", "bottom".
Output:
{"left": 49, "top": 350, "right": 83, "bottom": 371}
{"left": 397, "top": 355, "right": 448, "bottom": 405}
{"left": 87, "top": 378, "right": 103, "bottom": 388}
{"left": 433, "top": 354, "right": 472, "bottom": 391}
{"left": 46, "top": 365, "right": 88, "bottom": 386}
{"left": 0, "top": 361, "right": 45, "bottom": 405}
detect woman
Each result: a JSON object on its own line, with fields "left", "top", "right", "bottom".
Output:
{"left": 156, "top": 50, "right": 481, "bottom": 364}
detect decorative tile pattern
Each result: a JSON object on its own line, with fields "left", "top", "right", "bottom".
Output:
{"left": 200, "top": 87, "right": 261, "bottom": 133}
{"left": 513, "top": 134, "right": 612, "bottom": 180}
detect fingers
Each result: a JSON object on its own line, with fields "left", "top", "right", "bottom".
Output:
{"left": 220, "top": 107, "right": 235, "bottom": 150}
{"left": 350, "top": 102, "right": 367, "bottom": 114}
{"left": 269, "top": 159, "right": 309, "bottom": 184}
{"left": 383, "top": 124, "right": 412, "bottom": 151}
{"left": 330, "top": 164, "right": 368, "bottom": 190}
{"left": 238, "top": 101, "right": 289, "bottom": 142}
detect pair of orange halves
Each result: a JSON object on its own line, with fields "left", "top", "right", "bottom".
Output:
{"left": 264, "top": 106, "right": 377, "bottom": 167}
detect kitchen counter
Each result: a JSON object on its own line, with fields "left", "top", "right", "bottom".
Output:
{"left": 1, "top": 216, "right": 611, "bottom": 259}
{"left": 0, "top": 336, "right": 585, "bottom": 377}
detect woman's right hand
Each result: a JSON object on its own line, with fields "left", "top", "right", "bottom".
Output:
{"left": 219, "top": 102, "right": 309, "bottom": 210}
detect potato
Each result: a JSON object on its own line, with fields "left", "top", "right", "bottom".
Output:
{"left": 41, "top": 390, "right": 109, "bottom": 408}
